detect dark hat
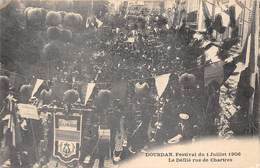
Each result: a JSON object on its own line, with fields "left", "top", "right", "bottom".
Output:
{"left": 19, "top": 84, "right": 33, "bottom": 103}
{"left": 47, "top": 26, "right": 61, "bottom": 41}
{"left": 135, "top": 82, "right": 149, "bottom": 96}
{"left": 40, "top": 89, "right": 53, "bottom": 104}
{"left": 95, "top": 89, "right": 112, "bottom": 109}
{"left": 179, "top": 73, "right": 196, "bottom": 89}
{"left": 63, "top": 89, "right": 79, "bottom": 104}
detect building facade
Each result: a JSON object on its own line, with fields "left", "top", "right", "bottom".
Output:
{"left": 114, "top": 0, "right": 175, "bottom": 11}
{"left": 178, "top": 0, "right": 254, "bottom": 44}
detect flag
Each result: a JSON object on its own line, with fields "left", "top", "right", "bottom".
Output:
{"left": 248, "top": 2, "right": 259, "bottom": 75}
{"left": 230, "top": 0, "right": 243, "bottom": 20}
{"left": 248, "top": 0, "right": 259, "bottom": 108}
{"left": 247, "top": 0, "right": 259, "bottom": 91}
{"left": 245, "top": 34, "right": 251, "bottom": 67}
{"left": 205, "top": 46, "right": 220, "bottom": 63}
{"left": 203, "top": 1, "right": 212, "bottom": 19}
{"left": 213, "top": 1, "right": 230, "bottom": 27}
{"left": 235, "top": 34, "right": 253, "bottom": 105}
{"left": 155, "top": 73, "right": 171, "bottom": 99}
{"left": 234, "top": 4, "right": 242, "bottom": 20}
{"left": 31, "top": 79, "right": 44, "bottom": 98}
{"left": 219, "top": 1, "right": 229, "bottom": 11}
{"left": 248, "top": 0, "right": 259, "bottom": 127}
{"left": 197, "top": 0, "right": 205, "bottom": 31}
{"left": 236, "top": 0, "right": 259, "bottom": 121}
{"left": 220, "top": 11, "right": 230, "bottom": 27}
{"left": 198, "top": 0, "right": 213, "bottom": 31}
{"left": 237, "top": 33, "right": 251, "bottom": 65}
{"left": 84, "top": 83, "right": 96, "bottom": 105}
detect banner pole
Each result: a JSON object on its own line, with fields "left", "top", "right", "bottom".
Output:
{"left": 91, "top": 0, "right": 94, "bottom": 15}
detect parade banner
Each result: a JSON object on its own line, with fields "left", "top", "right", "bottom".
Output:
{"left": 53, "top": 114, "right": 82, "bottom": 163}
{"left": 155, "top": 73, "right": 171, "bottom": 99}
{"left": 17, "top": 103, "right": 40, "bottom": 120}
{"left": 31, "top": 79, "right": 44, "bottom": 98}
{"left": 84, "top": 83, "right": 96, "bottom": 105}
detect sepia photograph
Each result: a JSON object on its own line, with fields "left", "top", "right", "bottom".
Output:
{"left": 0, "top": 0, "right": 259, "bottom": 167}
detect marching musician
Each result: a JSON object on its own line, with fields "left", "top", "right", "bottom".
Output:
{"left": 94, "top": 89, "right": 112, "bottom": 168}
{"left": 80, "top": 100, "right": 98, "bottom": 165}
{"left": 0, "top": 76, "right": 10, "bottom": 141}
{"left": 36, "top": 85, "right": 55, "bottom": 166}
{"left": 109, "top": 99, "right": 126, "bottom": 162}
{"left": 0, "top": 76, "right": 22, "bottom": 167}
{"left": 63, "top": 89, "right": 80, "bottom": 114}
{"left": 167, "top": 73, "right": 201, "bottom": 143}
{"left": 12, "top": 83, "right": 50, "bottom": 167}
{"left": 128, "top": 82, "right": 155, "bottom": 153}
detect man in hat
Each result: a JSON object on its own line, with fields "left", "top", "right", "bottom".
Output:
{"left": 93, "top": 89, "right": 113, "bottom": 168}
{"left": 177, "top": 73, "right": 202, "bottom": 138}
{"left": 0, "top": 76, "right": 10, "bottom": 120}
{"left": 109, "top": 99, "right": 126, "bottom": 162}
{"left": 0, "top": 76, "right": 10, "bottom": 147}
{"left": 129, "top": 82, "right": 155, "bottom": 152}
{"left": 0, "top": 75, "right": 11, "bottom": 167}
{"left": 0, "top": 76, "right": 22, "bottom": 167}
